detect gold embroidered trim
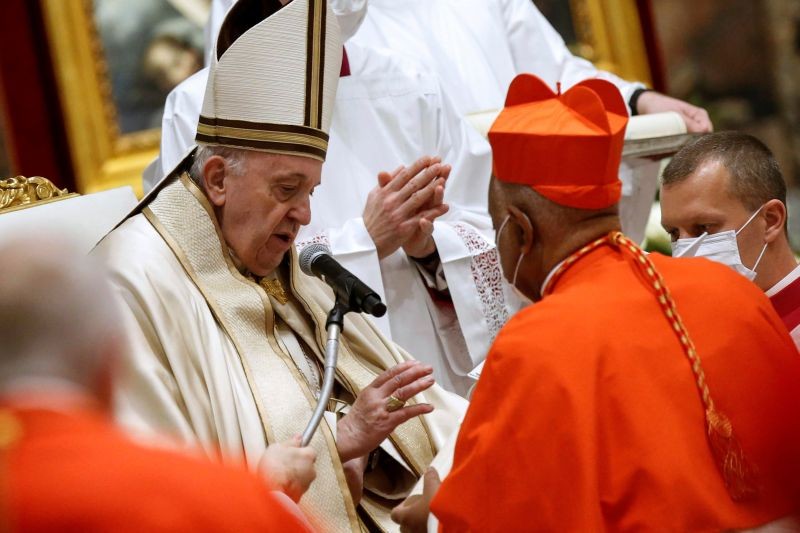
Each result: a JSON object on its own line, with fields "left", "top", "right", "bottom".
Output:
{"left": 305, "top": 0, "right": 325, "bottom": 129}
{"left": 259, "top": 277, "right": 289, "bottom": 305}
{"left": 195, "top": 123, "right": 329, "bottom": 152}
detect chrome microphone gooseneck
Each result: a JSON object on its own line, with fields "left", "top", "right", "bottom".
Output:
{"left": 297, "top": 244, "right": 387, "bottom": 447}
{"left": 301, "top": 301, "right": 347, "bottom": 446}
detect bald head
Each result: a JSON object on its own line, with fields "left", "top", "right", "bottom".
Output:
{"left": 0, "top": 239, "right": 122, "bottom": 394}
{"left": 489, "top": 178, "right": 619, "bottom": 242}
{"left": 489, "top": 177, "right": 620, "bottom": 301}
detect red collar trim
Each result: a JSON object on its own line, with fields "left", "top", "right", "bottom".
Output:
{"left": 340, "top": 48, "right": 350, "bottom": 77}
{"left": 769, "top": 274, "right": 800, "bottom": 331}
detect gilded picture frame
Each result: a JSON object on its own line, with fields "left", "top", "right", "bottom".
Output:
{"left": 569, "top": 0, "right": 653, "bottom": 86}
{"left": 40, "top": 0, "right": 206, "bottom": 196}
{"left": 535, "top": 0, "right": 652, "bottom": 85}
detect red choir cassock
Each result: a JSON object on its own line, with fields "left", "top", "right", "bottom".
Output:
{"left": 431, "top": 74, "right": 800, "bottom": 531}
{"left": 0, "top": 402, "right": 314, "bottom": 532}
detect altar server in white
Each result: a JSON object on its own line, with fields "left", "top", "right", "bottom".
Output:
{"left": 350, "top": 0, "right": 713, "bottom": 243}
{"left": 352, "top": 0, "right": 711, "bottom": 131}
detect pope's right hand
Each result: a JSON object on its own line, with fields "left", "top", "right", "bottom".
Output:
{"left": 259, "top": 435, "right": 317, "bottom": 502}
{"left": 336, "top": 360, "right": 435, "bottom": 463}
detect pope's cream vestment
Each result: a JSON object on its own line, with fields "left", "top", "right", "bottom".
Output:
{"left": 95, "top": 175, "right": 464, "bottom": 531}
{"left": 98, "top": 1, "right": 465, "bottom": 530}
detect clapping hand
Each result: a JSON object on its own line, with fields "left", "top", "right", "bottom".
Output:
{"left": 364, "top": 156, "right": 450, "bottom": 259}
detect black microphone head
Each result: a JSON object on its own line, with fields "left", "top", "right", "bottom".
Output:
{"left": 299, "top": 243, "right": 332, "bottom": 276}
{"left": 363, "top": 294, "right": 387, "bottom": 318}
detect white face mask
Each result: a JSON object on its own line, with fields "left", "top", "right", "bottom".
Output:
{"left": 496, "top": 215, "right": 532, "bottom": 305}
{"left": 670, "top": 205, "right": 768, "bottom": 282}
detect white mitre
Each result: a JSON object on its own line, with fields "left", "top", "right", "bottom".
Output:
{"left": 196, "top": 0, "right": 342, "bottom": 162}
{"left": 140, "top": 0, "right": 343, "bottom": 210}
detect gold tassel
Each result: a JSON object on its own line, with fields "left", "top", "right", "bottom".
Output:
{"left": 706, "top": 408, "right": 759, "bottom": 501}
{"left": 545, "top": 232, "right": 762, "bottom": 502}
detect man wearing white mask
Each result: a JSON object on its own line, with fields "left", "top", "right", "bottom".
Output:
{"left": 149, "top": 0, "right": 521, "bottom": 396}
{"left": 393, "top": 74, "right": 800, "bottom": 533}
{"left": 660, "top": 132, "right": 800, "bottom": 348}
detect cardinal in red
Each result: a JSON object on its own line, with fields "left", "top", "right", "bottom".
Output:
{"left": 0, "top": 241, "right": 314, "bottom": 532}
{"left": 396, "top": 74, "right": 800, "bottom": 531}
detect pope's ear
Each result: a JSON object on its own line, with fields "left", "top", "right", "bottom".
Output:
{"left": 507, "top": 204, "right": 535, "bottom": 255}
{"left": 203, "top": 155, "right": 228, "bottom": 207}
{"left": 762, "top": 198, "right": 787, "bottom": 244}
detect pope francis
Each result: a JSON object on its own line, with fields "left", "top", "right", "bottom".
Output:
{"left": 93, "top": 1, "right": 464, "bottom": 530}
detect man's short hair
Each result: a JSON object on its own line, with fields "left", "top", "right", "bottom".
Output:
{"left": 188, "top": 145, "right": 247, "bottom": 188}
{"left": 662, "top": 131, "right": 787, "bottom": 211}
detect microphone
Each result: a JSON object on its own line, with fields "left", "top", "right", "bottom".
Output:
{"left": 299, "top": 243, "right": 387, "bottom": 318}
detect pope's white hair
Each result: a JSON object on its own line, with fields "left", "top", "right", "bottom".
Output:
{"left": 0, "top": 238, "right": 122, "bottom": 393}
{"left": 188, "top": 144, "right": 248, "bottom": 189}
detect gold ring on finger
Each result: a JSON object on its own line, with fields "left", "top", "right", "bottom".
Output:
{"left": 385, "top": 395, "right": 406, "bottom": 412}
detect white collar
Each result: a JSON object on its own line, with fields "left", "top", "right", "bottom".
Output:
{"left": 766, "top": 262, "right": 800, "bottom": 297}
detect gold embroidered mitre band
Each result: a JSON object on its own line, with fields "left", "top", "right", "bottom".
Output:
{"left": 196, "top": 0, "right": 342, "bottom": 161}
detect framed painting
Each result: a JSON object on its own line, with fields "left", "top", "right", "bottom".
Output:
{"left": 534, "top": 0, "right": 653, "bottom": 86}
{"left": 40, "top": 0, "right": 209, "bottom": 195}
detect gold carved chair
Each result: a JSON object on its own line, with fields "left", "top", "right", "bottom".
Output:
{"left": 0, "top": 176, "right": 137, "bottom": 253}
{"left": 0, "top": 176, "right": 77, "bottom": 213}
